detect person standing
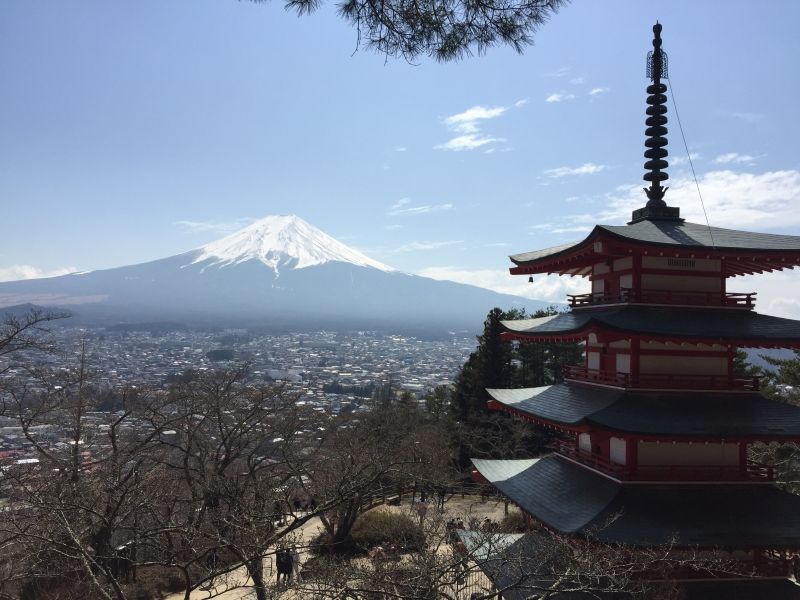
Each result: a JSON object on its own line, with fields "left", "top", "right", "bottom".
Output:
{"left": 290, "top": 545, "right": 301, "bottom": 581}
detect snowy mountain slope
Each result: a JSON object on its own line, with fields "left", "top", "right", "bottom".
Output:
{"left": 190, "top": 215, "right": 395, "bottom": 274}
{"left": 0, "top": 215, "right": 546, "bottom": 331}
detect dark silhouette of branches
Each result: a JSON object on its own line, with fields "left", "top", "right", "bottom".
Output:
{"left": 248, "top": 0, "right": 568, "bottom": 61}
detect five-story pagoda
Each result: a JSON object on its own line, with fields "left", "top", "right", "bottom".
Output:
{"left": 472, "top": 23, "right": 800, "bottom": 598}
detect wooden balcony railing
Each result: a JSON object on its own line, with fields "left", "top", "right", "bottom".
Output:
{"left": 553, "top": 440, "right": 774, "bottom": 482}
{"left": 564, "top": 365, "right": 761, "bottom": 391}
{"left": 567, "top": 289, "right": 756, "bottom": 309}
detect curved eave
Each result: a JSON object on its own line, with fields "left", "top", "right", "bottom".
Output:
{"left": 472, "top": 454, "right": 800, "bottom": 549}
{"left": 509, "top": 228, "right": 603, "bottom": 276}
{"left": 500, "top": 309, "right": 800, "bottom": 349}
{"left": 488, "top": 397, "right": 585, "bottom": 433}
{"left": 500, "top": 327, "right": 800, "bottom": 349}
{"left": 487, "top": 384, "right": 800, "bottom": 441}
{"left": 509, "top": 222, "right": 800, "bottom": 277}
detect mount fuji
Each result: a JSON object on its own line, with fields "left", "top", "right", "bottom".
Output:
{"left": 0, "top": 216, "right": 546, "bottom": 333}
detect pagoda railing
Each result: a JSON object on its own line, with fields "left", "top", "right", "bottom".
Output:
{"left": 567, "top": 289, "right": 756, "bottom": 309}
{"left": 553, "top": 440, "right": 774, "bottom": 482}
{"left": 564, "top": 365, "right": 761, "bottom": 391}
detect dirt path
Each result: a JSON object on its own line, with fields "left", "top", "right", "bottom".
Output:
{"left": 161, "top": 495, "right": 509, "bottom": 599}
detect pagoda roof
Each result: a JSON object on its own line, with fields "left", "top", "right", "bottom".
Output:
{"left": 487, "top": 383, "right": 800, "bottom": 439}
{"left": 475, "top": 529, "right": 800, "bottom": 600}
{"left": 471, "top": 454, "right": 800, "bottom": 548}
{"left": 501, "top": 306, "right": 800, "bottom": 347}
{"left": 510, "top": 220, "right": 800, "bottom": 276}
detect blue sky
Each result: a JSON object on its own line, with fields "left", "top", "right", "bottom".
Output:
{"left": 3, "top": 1, "right": 800, "bottom": 315}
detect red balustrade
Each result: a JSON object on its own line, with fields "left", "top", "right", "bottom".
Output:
{"left": 568, "top": 289, "right": 756, "bottom": 309}
{"left": 553, "top": 439, "right": 774, "bottom": 482}
{"left": 564, "top": 365, "right": 761, "bottom": 391}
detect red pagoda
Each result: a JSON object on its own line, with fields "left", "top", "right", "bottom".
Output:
{"left": 471, "top": 23, "right": 800, "bottom": 599}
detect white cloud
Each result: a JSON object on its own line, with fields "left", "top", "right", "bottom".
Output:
{"left": 387, "top": 202, "right": 454, "bottom": 217}
{"left": 384, "top": 224, "right": 403, "bottom": 231}
{"left": 589, "top": 87, "right": 610, "bottom": 96}
{"left": 570, "top": 169, "right": 800, "bottom": 230}
{"left": 570, "top": 77, "right": 585, "bottom": 85}
{"left": 543, "top": 66, "right": 571, "bottom": 78}
{"left": 0, "top": 265, "right": 77, "bottom": 282}
{"left": 713, "top": 152, "right": 761, "bottom": 165}
{"left": 394, "top": 146, "right": 407, "bottom": 152}
{"left": 546, "top": 92, "right": 577, "bottom": 103}
{"left": 544, "top": 163, "right": 606, "bottom": 178}
{"left": 443, "top": 106, "right": 508, "bottom": 134}
{"left": 671, "top": 152, "right": 701, "bottom": 166}
{"left": 416, "top": 266, "right": 588, "bottom": 302}
{"left": 739, "top": 271, "right": 800, "bottom": 320}
{"left": 434, "top": 134, "right": 504, "bottom": 151}
{"left": 435, "top": 102, "right": 526, "bottom": 152}
{"left": 390, "top": 198, "right": 411, "bottom": 210}
{"left": 724, "top": 111, "right": 765, "bottom": 123}
{"left": 551, "top": 226, "right": 592, "bottom": 234}
{"left": 174, "top": 218, "right": 255, "bottom": 234}
{"left": 393, "top": 240, "right": 463, "bottom": 253}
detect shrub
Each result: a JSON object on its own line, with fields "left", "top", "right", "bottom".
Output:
{"left": 497, "top": 509, "right": 527, "bottom": 533}
{"left": 350, "top": 508, "right": 425, "bottom": 553}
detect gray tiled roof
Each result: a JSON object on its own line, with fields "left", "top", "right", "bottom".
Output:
{"left": 600, "top": 220, "right": 800, "bottom": 251}
{"left": 501, "top": 306, "right": 800, "bottom": 344}
{"left": 487, "top": 383, "right": 800, "bottom": 438}
{"left": 481, "top": 531, "right": 800, "bottom": 599}
{"left": 473, "top": 454, "right": 619, "bottom": 534}
{"left": 472, "top": 454, "right": 800, "bottom": 548}
{"left": 510, "top": 220, "right": 800, "bottom": 265}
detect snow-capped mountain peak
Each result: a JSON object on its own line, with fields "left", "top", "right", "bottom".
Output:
{"left": 191, "top": 214, "right": 395, "bottom": 274}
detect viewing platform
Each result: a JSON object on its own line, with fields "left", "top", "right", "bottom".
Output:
{"left": 553, "top": 440, "right": 775, "bottom": 482}
{"left": 564, "top": 365, "right": 761, "bottom": 391}
{"left": 567, "top": 289, "right": 756, "bottom": 309}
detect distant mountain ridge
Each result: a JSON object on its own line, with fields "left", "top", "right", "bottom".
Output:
{"left": 0, "top": 215, "right": 548, "bottom": 332}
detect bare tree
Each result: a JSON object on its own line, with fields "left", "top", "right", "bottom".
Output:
{"left": 290, "top": 511, "right": 746, "bottom": 600}
{"left": 302, "top": 404, "right": 457, "bottom": 556}
{"left": 0, "top": 306, "right": 68, "bottom": 367}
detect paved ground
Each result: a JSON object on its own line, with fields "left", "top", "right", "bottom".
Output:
{"left": 161, "top": 494, "right": 511, "bottom": 599}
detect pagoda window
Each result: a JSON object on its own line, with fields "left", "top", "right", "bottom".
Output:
{"left": 578, "top": 433, "right": 591, "bottom": 453}
{"left": 642, "top": 256, "right": 722, "bottom": 272}
{"left": 637, "top": 441, "right": 739, "bottom": 467}
{"left": 619, "top": 273, "right": 633, "bottom": 291}
{"left": 587, "top": 351, "right": 601, "bottom": 371}
{"left": 610, "top": 437, "right": 627, "bottom": 465}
